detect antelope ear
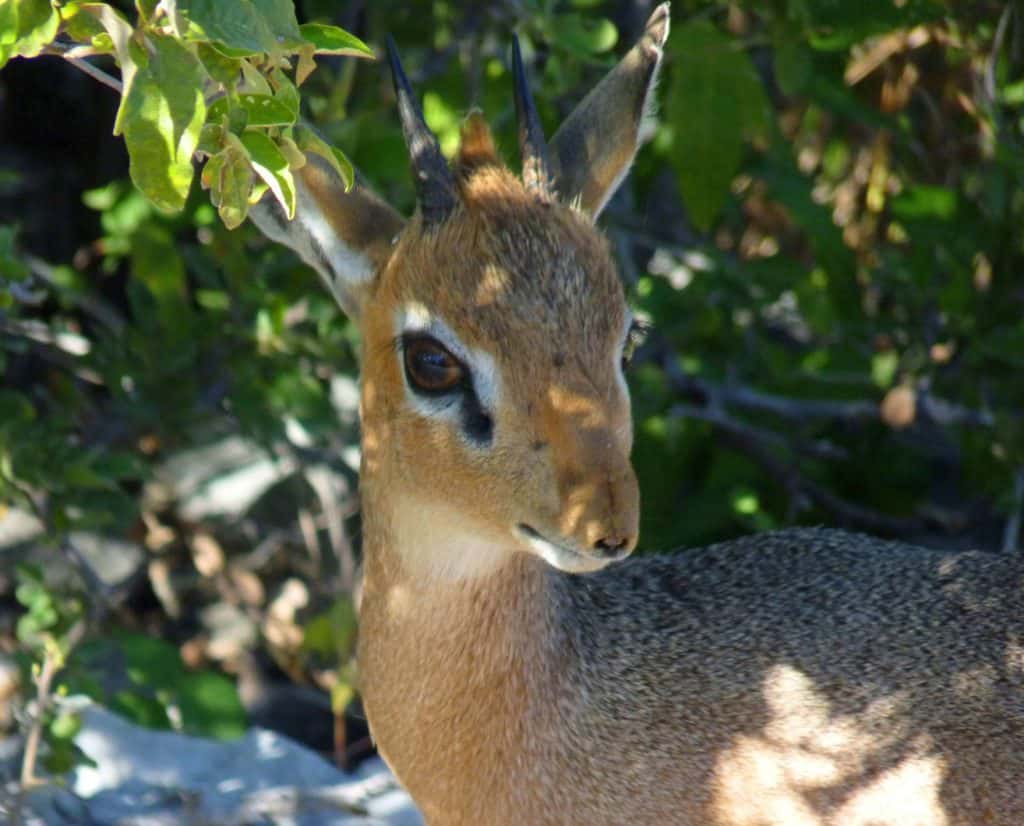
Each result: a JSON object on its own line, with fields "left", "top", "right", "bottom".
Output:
{"left": 550, "top": 3, "right": 670, "bottom": 218}
{"left": 249, "top": 155, "right": 405, "bottom": 319}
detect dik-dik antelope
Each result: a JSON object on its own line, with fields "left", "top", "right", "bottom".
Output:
{"left": 251, "top": 4, "right": 1024, "bottom": 824}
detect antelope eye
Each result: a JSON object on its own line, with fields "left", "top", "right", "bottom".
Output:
{"left": 403, "top": 336, "right": 465, "bottom": 394}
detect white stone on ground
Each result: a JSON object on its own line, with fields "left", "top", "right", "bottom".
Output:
{"left": 21, "top": 703, "right": 422, "bottom": 825}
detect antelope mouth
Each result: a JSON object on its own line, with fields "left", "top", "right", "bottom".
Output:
{"left": 514, "top": 523, "right": 621, "bottom": 574}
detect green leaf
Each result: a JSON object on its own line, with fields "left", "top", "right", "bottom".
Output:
{"left": 666, "top": 20, "right": 769, "bottom": 229}
{"left": 0, "top": 225, "right": 30, "bottom": 281}
{"left": 0, "top": 0, "right": 60, "bottom": 69}
{"left": 549, "top": 14, "right": 618, "bottom": 56}
{"left": 176, "top": 670, "right": 247, "bottom": 739}
{"left": 891, "top": 185, "right": 958, "bottom": 221}
{"left": 196, "top": 41, "right": 242, "bottom": 86}
{"left": 208, "top": 93, "right": 296, "bottom": 128}
{"left": 270, "top": 68, "right": 299, "bottom": 121}
{"left": 250, "top": 0, "right": 302, "bottom": 45}
{"left": 91, "top": 450, "right": 145, "bottom": 480}
{"left": 112, "top": 689, "right": 172, "bottom": 730}
{"left": 198, "top": 122, "right": 226, "bottom": 155}
{"left": 196, "top": 288, "right": 230, "bottom": 310}
{"left": 295, "top": 124, "right": 353, "bottom": 190}
{"left": 178, "top": 0, "right": 302, "bottom": 54}
{"left": 122, "top": 34, "right": 207, "bottom": 212}
{"left": 298, "top": 23, "right": 372, "bottom": 58}
{"left": 796, "top": 0, "right": 945, "bottom": 51}
{"left": 0, "top": 391, "right": 35, "bottom": 436}
{"left": 178, "top": 0, "right": 273, "bottom": 54}
{"left": 59, "top": 2, "right": 105, "bottom": 42}
{"left": 239, "top": 59, "right": 272, "bottom": 95}
{"left": 276, "top": 132, "right": 305, "bottom": 169}
{"left": 130, "top": 223, "right": 190, "bottom": 337}
{"left": 202, "top": 137, "right": 253, "bottom": 229}
{"left": 65, "top": 460, "right": 120, "bottom": 491}
{"left": 241, "top": 130, "right": 295, "bottom": 219}
{"left": 872, "top": 351, "right": 899, "bottom": 389}
{"left": 774, "top": 40, "right": 813, "bottom": 97}
{"left": 49, "top": 710, "right": 82, "bottom": 741}
{"left": 78, "top": 4, "right": 137, "bottom": 134}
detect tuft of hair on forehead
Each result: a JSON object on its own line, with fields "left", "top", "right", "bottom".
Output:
{"left": 455, "top": 112, "right": 502, "bottom": 179}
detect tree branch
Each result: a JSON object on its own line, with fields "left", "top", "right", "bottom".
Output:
{"left": 669, "top": 402, "right": 930, "bottom": 536}
{"left": 1003, "top": 468, "right": 1024, "bottom": 552}
{"left": 42, "top": 44, "right": 123, "bottom": 94}
{"left": 653, "top": 335, "right": 995, "bottom": 432}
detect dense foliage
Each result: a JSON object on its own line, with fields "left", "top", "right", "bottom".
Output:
{"left": 0, "top": 0, "right": 1022, "bottom": 787}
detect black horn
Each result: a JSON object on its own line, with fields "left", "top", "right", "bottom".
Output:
{"left": 511, "top": 35, "right": 552, "bottom": 199}
{"left": 385, "top": 36, "right": 456, "bottom": 226}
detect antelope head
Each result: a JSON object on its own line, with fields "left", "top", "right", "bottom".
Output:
{"left": 251, "top": 4, "right": 670, "bottom": 580}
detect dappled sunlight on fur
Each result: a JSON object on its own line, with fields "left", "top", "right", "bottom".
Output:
{"left": 714, "top": 665, "right": 948, "bottom": 825}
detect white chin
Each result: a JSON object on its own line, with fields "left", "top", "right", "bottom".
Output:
{"left": 517, "top": 530, "right": 612, "bottom": 574}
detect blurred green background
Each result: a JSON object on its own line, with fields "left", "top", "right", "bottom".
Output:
{"left": 1, "top": 0, "right": 1023, "bottom": 771}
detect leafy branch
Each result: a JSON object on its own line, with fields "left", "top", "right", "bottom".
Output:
{"left": 2, "top": 0, "right": 373, "bottom": 228}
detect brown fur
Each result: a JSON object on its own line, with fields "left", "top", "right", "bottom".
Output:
{"left": 249, "top": 6, "right": 1024, "bottom": 822}
{"left": 359, "top": 531, "right": 1024, "bottom": 825}
{"left": 358, "top": 163, "right": 638, "bottom": 566}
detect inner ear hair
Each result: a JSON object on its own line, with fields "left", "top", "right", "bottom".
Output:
{"left": 249, "top": 155, "right": 405, "bottom": 319}
{"left": 549, "top": 2, "right": 671, "bottom": 218}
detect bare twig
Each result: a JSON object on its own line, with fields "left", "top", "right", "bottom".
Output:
{"left": 65, "top": 57, "right": 123, "bottom": 94}
{"left": 985, "top": 3, "right": 1014, "bottom": 106}
{"left": 304, "top": 465, "right": 357, "bottom": 593}
{"left": 42, "top": 43, "right": 123, "bottom": 94}
{"left": 1003, "top": 468, "right": 1024, "bottom": 552}
{"left": 24, "top": 253, "right": 126, "bottom": 332}
{"left": 650, "top": 330, "right": 980, "bottom": 535}
{"left": 0, "top": 317, "right": 104, "bottom": 384}
{"left": 19, "top": 621, "right": 88, "bottom": 790}
{"left": 653, "top": 335, "right": 994, "bottom": 432}
{"left": 0, "top": 470, "right": 115, "bottom": 616}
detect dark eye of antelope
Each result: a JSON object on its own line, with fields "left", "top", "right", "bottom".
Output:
{"left": 402, "top": 335, "right": 466, "bottom": 395}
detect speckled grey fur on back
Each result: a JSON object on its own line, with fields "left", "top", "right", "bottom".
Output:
{"left": 545, "top": 527, "right": 1024, "bottom": 823}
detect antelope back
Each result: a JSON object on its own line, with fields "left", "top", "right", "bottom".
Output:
{"left": 250, "top": 5, "right": 671, "bottom": 580}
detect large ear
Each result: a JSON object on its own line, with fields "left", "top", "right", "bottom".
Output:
{"left": 249, "top": 155, "right": 405, "bottom": 319}
{"left": 550, "top": 3, "right": 670, "bottom": 218}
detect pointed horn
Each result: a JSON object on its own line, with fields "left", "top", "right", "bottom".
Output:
{"left": 511, "top": 35, "right": 552, "bottom": 198}
{"left": 385, "top": 35, "right": 456, "bottom": 226}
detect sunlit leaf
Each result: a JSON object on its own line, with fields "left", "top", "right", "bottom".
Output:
{"left": 298, "top": 23, "right": 373, "bottom": 58}
{"left": 122, "top": 34, "right": 207, "bottom": 212}
{"left": 241, "top": 130, "right": 295, "bottom": 219}
{"left": 177, "top": 0, "right": 271, "bottom": 54}
{"left": 58, "top": 2, "right": 106, "bottom": 43}
{"left": 207, "top": 93, "right": 296, "bottom": 128}
{"left": 0, "top": 0, "right": 60, "bottom": 68}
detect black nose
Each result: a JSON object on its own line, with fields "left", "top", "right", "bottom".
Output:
{"left": 593, "top": 536, "right": 630, "bottom": 557}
